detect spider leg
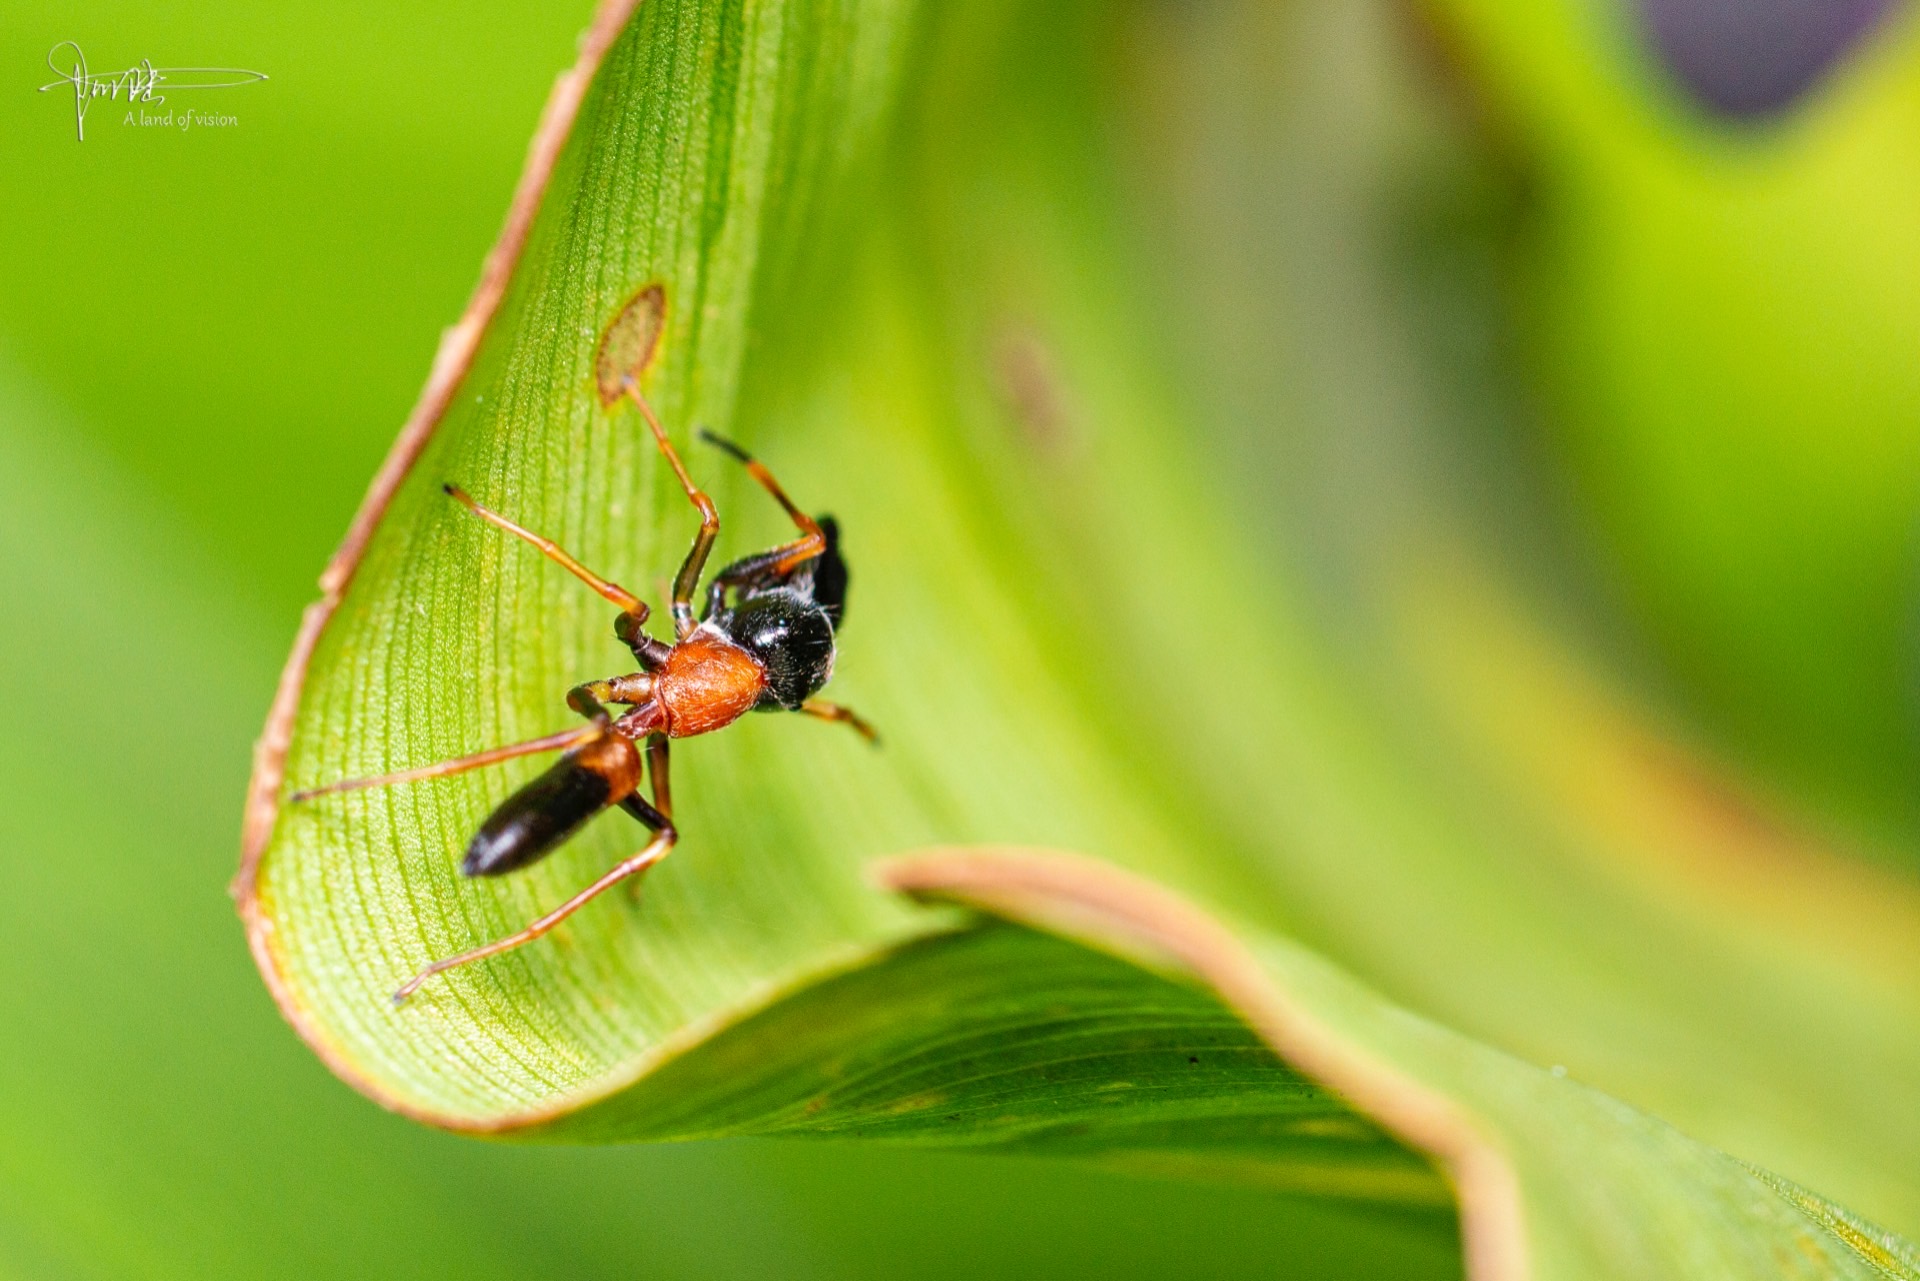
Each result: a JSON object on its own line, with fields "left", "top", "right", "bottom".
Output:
{"left": 622, "top": 381, "right": 719, "bottom": 638}
{"left": 294, "top": 674, "right": 655, "bottom": 804}
{"left": 700, "top": 545, "right": 790, "bottom": 618}
{"left": 704, "top": 527, "right": 848, "bottom": 632}
{"left": 624, "top": 733, "right": 673, "bottom": 904}
{"left": 645, "top": 733, "right": 672, "bottom": 820}
{"left": 798, "top": 699, "right": 879, "bottom": 745}
{"left": 444, "top": 484, "right": 666, "bottom": 667}
{"left": 699, "top": 430, "right": 824, "bottom": 577}
{"left": 289, "top": 725, "right": 600, "bottom": 802}
{"left": 568, "top": 675, "right": 656, "bottom": 722}
{"left": 393, "top": 790, "right": 677, "bottom": 1003}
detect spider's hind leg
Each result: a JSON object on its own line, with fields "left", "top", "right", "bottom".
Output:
{"left": 394, "top": 773, "right": 676, "bottom": 1004}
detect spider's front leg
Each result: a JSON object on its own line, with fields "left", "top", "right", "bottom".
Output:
{"left": 442, "top": 483, "right": 670, "bottom": 666}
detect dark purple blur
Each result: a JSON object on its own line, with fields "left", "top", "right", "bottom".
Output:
{"left": 1638, "top": 0, "right": 1901, "bottom": 117}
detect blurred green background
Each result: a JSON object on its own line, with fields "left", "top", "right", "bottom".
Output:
{"left": 0, "top": 1, "right": 1458, "bottom": 1276}
{"left": 10, "top": 0, "right": 1920, "bottom": 1273}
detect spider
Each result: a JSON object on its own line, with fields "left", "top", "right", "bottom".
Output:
{"left": 292, "top": 379, "right": 875, "bottom": 1003}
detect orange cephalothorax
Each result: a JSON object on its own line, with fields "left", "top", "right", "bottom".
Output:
{"left": 653, "top": 627, "right": 767, "bottom": 738}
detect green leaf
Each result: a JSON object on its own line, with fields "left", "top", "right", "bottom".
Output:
{"left": 239, "top": 0, "right": 1920, "bottom": 1275}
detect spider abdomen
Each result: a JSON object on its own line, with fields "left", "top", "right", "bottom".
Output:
{"left": 461, "top": 734, "right": 641, "bottom": 876}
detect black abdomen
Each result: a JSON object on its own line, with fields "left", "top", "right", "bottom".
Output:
{"left": 461, "top": 756, "right": 614, "bottom": 877}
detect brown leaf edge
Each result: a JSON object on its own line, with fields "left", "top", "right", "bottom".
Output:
{"left": 229, "top": 7, "right": 1528, "bottom": 1275}
{"left": 880, "top": 848, "right": 1527, "bottom": 1281}
{"left": 233, "top": 0, "right": 647, "bottom": 1113}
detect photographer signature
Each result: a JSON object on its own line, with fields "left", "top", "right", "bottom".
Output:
{"left": 39, "top": 41, "right": 267, "bottom": 140}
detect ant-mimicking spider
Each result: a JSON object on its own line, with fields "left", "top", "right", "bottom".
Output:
{"left": 292, "top": 377, "right": 875, "bottom": 1004}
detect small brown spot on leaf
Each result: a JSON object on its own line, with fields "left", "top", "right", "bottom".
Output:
{"left": 596, "top": 283, "right": 666, "bottom": 405}
{"left": 992, "top": 323, "right": 1078, "bottom": 454}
